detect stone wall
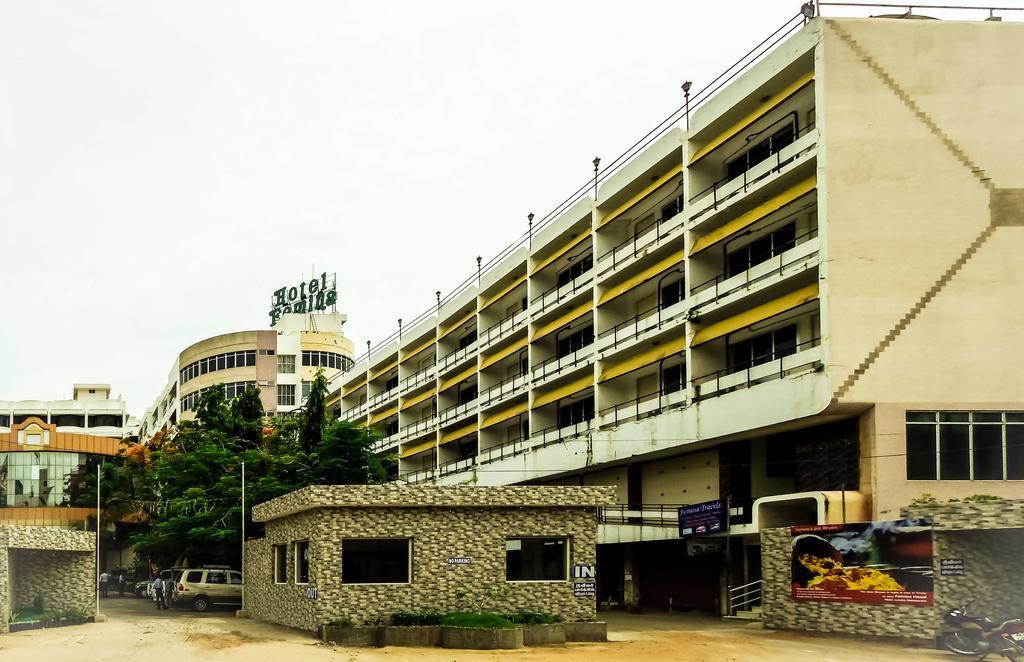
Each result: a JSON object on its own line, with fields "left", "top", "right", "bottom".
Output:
{"left": 245, "top": 504, "right": 602, "bottom": 632}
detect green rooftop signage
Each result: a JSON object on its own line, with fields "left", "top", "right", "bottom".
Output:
{"left": 270, "top": 272, "right": 337, "bottom": 326}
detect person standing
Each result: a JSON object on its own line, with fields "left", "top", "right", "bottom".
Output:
{"left": 99, "top": 571, "right": 110, "bottom": 599}
{"left": 153, "top": 575, "right": 167, "bottom": 610}
{"left": 117, "top": 572, "right": 125, "bottom": 598}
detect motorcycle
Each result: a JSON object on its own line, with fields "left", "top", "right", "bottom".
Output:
{"left": 942, "top": 601, "right": 1024, "bottom": 660}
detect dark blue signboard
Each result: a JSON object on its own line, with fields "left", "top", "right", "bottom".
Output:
{"left": 678, "top": 499, "right": 727, "bottom": 537}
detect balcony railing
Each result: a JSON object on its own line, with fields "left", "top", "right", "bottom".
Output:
{"left": 596, "top": 201, "right": 685, "bottom": 277}
{"left": 531, "top": 418, "right": 592, "bottom": 448}
{"left": 438, "top": 454, "right": 476, "bottom": 478}
{"left": 400, "top": 415, "right": 438, "bottom": 440}
{"left": 401, "top": 364, "right": 436, "bottom": 392}
{"left": 399, "top": 465, "right": 436, "bottom": 484}
{"left": 479, "top": 372, "right": 528, "bottom": 408}
{"left": 530, "top": 269, "right": 593, "bottom": 317}
{"left": 477, "top": 435, "right": 532, "bottom": 465}
{"left": 438, "top": 341, "right": 477, "bottom": 374}
{"left": 692, "top": 338, "right": 822, "bottom": 401}
{"left": 532, "top": 345, "right": 594, "bottom": 383}
{"left": 339, "top": 403, "right": 367, "bottom": 421}
{"left": 597, "top": 298, "right": 688, "bottom": 353}
{"left": 372, "top": 434, "right": 400, "bottom": 453}
{"left": 689, "top": 123, "right": 817, "bottom": 222}
{"left": 367, "top": 387, "right": 398, "bottom": 410}
{"left": 478, "top": 308, "right": 528, "bottom": 350}
{"left": 438, "top": 398, "right": 478, "bottom": 426}
{"left": 598, "top": 503, "right": 687, "bottom": 527}
{"left": 598, "top": 387, "right": 687, "bottom": 428}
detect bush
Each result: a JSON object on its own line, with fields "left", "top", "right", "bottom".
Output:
{"left": 503, "top": 610, "right": 562, "bottom": 625}
{"left": 439, "top": 612, "right": 514, "bottom": 629}
{"left": 391, "top": 610, "right": 443, "bottom": 626}
{"left": 327, "top": 616, "right": 353, "bottom": 627}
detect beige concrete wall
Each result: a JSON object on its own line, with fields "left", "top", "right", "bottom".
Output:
{"left": 641, "top": 451, "right": 718, "bottom": 504}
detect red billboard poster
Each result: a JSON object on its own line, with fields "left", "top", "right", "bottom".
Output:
{"left": 790, "top": 519, "right": 933, "bottom": 606}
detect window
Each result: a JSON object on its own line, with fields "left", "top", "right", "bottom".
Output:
{"left": 556, "top": 325, "right": 594, "bottom": 359}
{"left": 459, "top": 329, "right": 477, "bottom": 349}
{"left": 273, "top": 544, "right": 287, "bottom": 583}
{"left": 727, "top": 324, "right": 798, "bottom": 373}
{"left": 278, "top": 355, "right": 296, "bottom": 374}
{"left": 660, "top": 278, "right": 685, "bottom": 309}
{"left": 558, "top": 397, "right": 594, "bottom": 428}
{"left": 726, "top": 222, "right": 798, "bottom": 277}
{"left": 229, "top": 571, "right": 242, "bottom": 585}
{"left": 342, "top": 538, "right": 410, "bottom": 584}
{"left": 725, "top": 117, "right": 796, "bottom": 181}
{"left": 458, "top": 383, "right": 478, "bottom": 405}
{"left": 384, "top": 418, "right": 399, "bottom": 438}
{"left": 661, "top": 195, "right": 682, "bottom": 221}
{"left": 556, "top": 254, "right": 594, "bottom": 288}
{"left": 184, "top": 570, "right": 202, "bottom": 583}
{"left": 301, "top": 381, "right": 312, "bottom": 400}
{"left": 294, "top": 540, "right": 310, "bottom": 584}
{"left": 180, "top": 351, "right": 256, "bottom": 384}
{"left": 302, "top": 351, "right": 354, "bottom": 372}
{"left": 662, "top": 363, "right": 685, "bottom": 394}
{"left": 385, "top": 374, "right": 399, "bottom": 391}
{"left": 506, "top": 537, "right": 567, "bottom": 582}
{"left": 906, "top": 411, "right": 1024, "bottom": 481}
{"left": 277, "top": 385, "right": 296, "bottom": 407}
{"left": 206, "top": 570, "right": 227, "bottom": 585}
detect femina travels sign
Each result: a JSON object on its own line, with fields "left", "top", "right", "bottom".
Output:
{"left": 270, "top": 272, "right": 337, "bottom": 326}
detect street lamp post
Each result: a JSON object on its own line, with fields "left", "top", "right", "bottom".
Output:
{"left": 682, "top": 81, "right": 692, "bottom": 130}
{"left": 592, "top": 157, "right": 601, "bottom": 200}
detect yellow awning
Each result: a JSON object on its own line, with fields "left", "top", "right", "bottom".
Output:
{"left": 599, "top": 164, "right": 683, "bottom": 229}
{"left": 399, "top": 388, "right": 436, "bottom": 412}
{"left": 688, "top": 71, "right": 815, "bottom": 166}
{"left": 532, "top": 374, "right": 594, "bottom": 409}
{"left": 480, "top": 274, "right": 526, "bottom": 312}
{"left": 599, "top": 336, "right": 687, "bottom": 382}
{"left": 480, "top": 336, "right": 528, "bottom": 371}
{"left": 597, "top": 251, "right": 683, "bottom": 306}
{"left": 368, "top": 359, "right": 397, "bottom": 381}
{"left": 400, "top": 439, "right": 436, "bottom": 458}
{"left": 531, "top": 302, "right": 592, "bottom": 342}
{"left": 401, "top": 337, "right": 436, "bottom": 362}
{"left": 368, "top": 405, "right": 397, "bottom": 425}
{"left": 531, "top": 232, "right": 590, "bottom": 276}
{"left": 440, "top": 422, "right": 477, "bottom": 444}
{"left": 439, "top": 365, "right": 476, "bottom": 392}
{"left": 690, "top": 283, "right": 819, "bottom": 346}
{"left": 688, "top": 177, "right": 816, "bottom": 256}
{"left": 480, "top": 401, "right": 528, "bottom": 429}
{"left": 438, "top": 309, "right": 476, "bottom": 340}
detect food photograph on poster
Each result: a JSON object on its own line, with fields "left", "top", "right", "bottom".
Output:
{"left": 790, "top": 519, "right": 934, "bottom": 605}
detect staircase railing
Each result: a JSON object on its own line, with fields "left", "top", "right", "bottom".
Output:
{"left": 728, "top": 579, "right": 762, "bottom": 615}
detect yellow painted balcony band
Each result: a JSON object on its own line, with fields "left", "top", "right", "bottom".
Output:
{"left": 480, "top": 337, "right": 528, "bottom": 371}
{"left": 401, "top": 338, "right": 436, "bottom": 362}
{"left": 690, "top": 283, "right": 819, "bottom": 346}
{"left": 532, "top": 302, "right": 593, "bottom": 342}
{"left": 341, "top": 377, "right": 367, "bottom": 397}
{"left": 439, "top": 310, "right": 476, "bottom": 340}
{"left": 400, "top": 439, "right": 436, "bottom": 458}
{"left": 599, "top": 163, "right": 683, "bottom": 229}
{"left": 368, "top": 405, "right": 398, "bottom": 425}
{"left": 689, "top": 177, "right": 816, "bottom": 256}
{"left": 368, "top": 359, "right": 398, "bottom": 381}
{"left": 480, "top": 274, "right": 526, "bottom": 312}
{"left": 399, "top": 387, "right": 436, "bottom": 412}
{"left": 599, "top": 336, "right": 687, "bottom": 383}
{"left": 440, "top": 422, "right": 477, "bottom": 444}
{"left": 530, "top": 232, "right": 590, "bottom": 276}
{"left": 597, "top": 251, "right": 683, "bottom": 306}
{"left": 481, "top": 401, "right": 528, "bottom": 429}
{"left": 532, "top": 374, "right": 594, "bottom": 409}
{"left": 439, "top": 365, "right": 476, "bottom": 392}
{"left": 688, "top": 71, "right": 815, "bottom": 166}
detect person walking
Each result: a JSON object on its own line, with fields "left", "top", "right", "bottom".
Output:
{"left": 117, "top": 572, "right": 125, "bottom": 598}
{"left": 153, "top": 575, "right": 167, "bottom": 610}
{"left": 99, "top": 571, "right": 110, "bottom": 599}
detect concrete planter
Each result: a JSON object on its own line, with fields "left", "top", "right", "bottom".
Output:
{"left": 562, "top": 621, "right": 608, "bottom": 642}
{"left": 520, "top": 623, "right": 566, "bottom": 646}
{"left": 440, "top": 625, "right": 523, "bottom": 649}
{"left": 8, "top": 616, "right": 93, "bottom": 633}
{"left": 381, "top": 625, "right": 442, "bottom": 647}
{"left": 320, "top": 625, "right": 382, "bottom": 647}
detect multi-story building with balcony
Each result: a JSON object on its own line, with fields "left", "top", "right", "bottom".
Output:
{"left": 139, "top": 313, "right": 355, "bottom": 440}
{"left": 330, "top": 12, "right": 1024, "bottom": 614}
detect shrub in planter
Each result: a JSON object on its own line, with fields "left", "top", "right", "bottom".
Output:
{"left": 503, "top": 610, "right": 563, "bottom": 625}
{"left": 321, "top": 617, "right": 381, "bottom": 647}
{"left": 391, "top": 610, "right": 443, "bottom": 626}
{"left": 439, "top": 612, "right": 514, "bottom": 629}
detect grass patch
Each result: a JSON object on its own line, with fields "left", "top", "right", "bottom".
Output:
{"left": 439, "top": 612, "right": 515, "bottom": 630}
{"left": 327, "top": 616, "right": 353, "bottom": 627}
{"left": 391, "top": 610, "right": 443, "bottom": 626}
{"left": 503, "top": 610, "right": 562, "bottom": 625}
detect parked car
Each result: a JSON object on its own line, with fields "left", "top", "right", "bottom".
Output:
{"left": 134, "top": 580, "right": 152, "bottom": 598}
{"left": 173, "top": 566, "right": 242, "bottom": 612}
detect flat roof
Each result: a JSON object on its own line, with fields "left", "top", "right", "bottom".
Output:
{"left": 253, "top": 485, "right": 617, "bottom": 522}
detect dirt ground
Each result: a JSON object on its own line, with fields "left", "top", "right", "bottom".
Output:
{"left": 0, "top": 598, "right": 954, "bottom": 662}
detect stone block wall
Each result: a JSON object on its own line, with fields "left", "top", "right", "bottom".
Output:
{"left": 245, "top": 504, "right": 602, "bottom": 632}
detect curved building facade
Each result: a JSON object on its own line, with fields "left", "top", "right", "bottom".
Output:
{"left": 140, "top": 313, "right": 354, "bottom": 440}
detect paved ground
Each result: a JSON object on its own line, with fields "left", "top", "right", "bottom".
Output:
{"left": 0, "top": 598, "right": 955, "bottom": 662}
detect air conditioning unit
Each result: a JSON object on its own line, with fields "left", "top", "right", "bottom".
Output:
{"left": 258, "top": 380, "right": 274, "bottom": 387}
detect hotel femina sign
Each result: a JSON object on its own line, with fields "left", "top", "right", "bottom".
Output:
{"left": 269, "top": 272, "right": 338, "bottom": 326}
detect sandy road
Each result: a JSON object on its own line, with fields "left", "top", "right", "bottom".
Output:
{"left": 0, "top": 598, "right": 953, "bottom": 662}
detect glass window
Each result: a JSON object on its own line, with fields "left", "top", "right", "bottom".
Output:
{"left": 278, "top": 355, "right": 296, "bottom": 374}
{"left": 294, "top": 540, "right": 310, "bottom": 584}
{"left": 229, "top": 571, "right": 242, "bottom": 585}
{"left": 973, "top": 424, "right": 1003, "bottom": 480}
{"left": 301, "top": 381, "right": 311, "bottom": 400}
{"left": 277, "top": 385, "right": 295, "bottom": 407}
{"left": 939, "top": 424, "right": 970, "bottom": 480}
{"left": 906, "top": 423, "right": 937, "bottom": 480}
{"left": 906, "top": 411, "right": 1024, "bottom": 481}
{"left": 273, "top": 545, "right": 287, "bottom": 583}
{"left": 506, "top": 537, "right": 567, "bottom": 582}
{"left": 1008, "top": 425, "right": 1024, "bottom": 480}
{"left": 342, "top": 539, "right": 410, "bottom": 584}
{"left": 206, "top": 570, "right": 226, "bottom": 584}
{"left": 184, "top": 570, "right": 203, "bottom": 583}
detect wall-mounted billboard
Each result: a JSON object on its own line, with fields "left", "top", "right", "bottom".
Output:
{"left": 790, "top": 519, "right": 933, "bottom": 606}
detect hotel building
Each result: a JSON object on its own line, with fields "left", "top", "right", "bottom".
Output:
{"left": 331, "top": 13, "right": 1024, "bottom": 613}
{"left": 139, "top": 313, "right": 355, "bottom": 441}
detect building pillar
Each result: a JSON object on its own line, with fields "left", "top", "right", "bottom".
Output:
{"left": 623, "top": 545, "right": 639, "bottom": 610}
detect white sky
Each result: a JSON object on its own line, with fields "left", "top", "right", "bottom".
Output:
{"left": 0, "top": 0, "right": 815, "bottom": 413}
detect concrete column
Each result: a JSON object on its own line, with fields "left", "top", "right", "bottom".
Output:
{"left": 623, "top": 545, "right": 639, "bottom": 609}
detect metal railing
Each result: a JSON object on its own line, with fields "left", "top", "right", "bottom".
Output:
{"left": 401, "top": 415, "right": 438, "bottom": 439}
{"left": 477, "top": 435, "right": 532, "bottom": 465}
{"left": 401, "top": 364, "right": 436, "bottom": 392}
{"left": 438, "top": 455, "right": 476, "bottom": 478}
{"left": 478, "top": 308, "right": 528, "bottom": 349}
{"left": 728, "top": 580, "right": 763, "bottom": 615}
{"left": 598, "top": 504, "right": 686, "bottom": 527}
{"left": 690, "top": 230, "right": 819, "bottom": 304}
{"left": 367, "top": 387, "right": 398, "bottom": 410}
{"left": 598, "top": 388, "right": 687, "bottom": 428}
{"left": 372, "top": 434, "right": 400, "bottom": 454}
{"left": 479, "top": 372, "right": 528, "bottom": 408}
{"left": 530, "top": 269, "right": 594, "bottom": 316}
{"left": 532, "top": 345, "right": 594, "bottom": 382}
{"left": 530, "top": 418, "right": 592, "bottom": 448}
{"left": 596, "top": 191, "right": 685, "bottom": 274}
{"left": 438, "top": 398, "right": 478, "bottom": 426}
{"left": 598, "top": 298, "right": 688, "bottom": 351}
{"left": 399, "top": 465, "right": 436, "bottom": 484}
{"left": 692, "top": 338, "right": 822, "bottom": 401}
{"left": 438, "top": 342, "right": 476, "bottom": 374}
{"left": 340, "top": 403, "right": 367, "bottom": 421}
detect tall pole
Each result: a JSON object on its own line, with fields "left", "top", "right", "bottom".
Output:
{"left": 96, "top": 463, "right": 101, "bottom": 619}
{"left": 592, "top": 157, "right": 601, "bottom": 200}
{"left": 527, "top": 212, "right": 534, "bottom": 249}
{"left": 241, "top": 461, "right": 246, "bottom": 612}
{"left": 476, "top": 256, "right": 482, "bottom": 286}
{"left": 682, "top": 81, "right": 692, "bottom": 130}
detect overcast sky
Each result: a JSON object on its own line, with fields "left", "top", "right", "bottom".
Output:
{"left": 0, "top": 0, "right": 813, "bottom": 413}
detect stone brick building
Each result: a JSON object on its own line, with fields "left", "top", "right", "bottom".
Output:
{"left": 761, "top": 500, "right": 1024, "bottom": 640}
{"left": 0, "top": 525, "right": 96, "bottom": 633}
{"left": 244, "top": 485, "right": 614, "bottom": 632}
